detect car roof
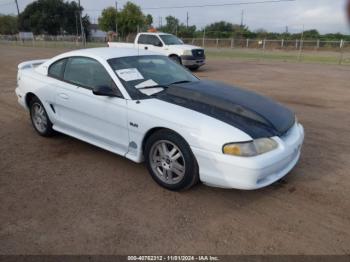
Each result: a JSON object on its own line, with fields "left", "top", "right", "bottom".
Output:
{"left": 138, "top": 32, "right": 171, "bottom": 36}
{"left": 57, "top": 47, "right": 160, "bottom": 61}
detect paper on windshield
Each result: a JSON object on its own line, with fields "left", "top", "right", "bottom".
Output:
{"left": 115, "top": 68, "right": 144, "bottom": 81}
{"left": 135, "top": 79, "right": 158, "bottom": 89}
{"left": 139, "top": 88, "right": 164, "bottom": 96}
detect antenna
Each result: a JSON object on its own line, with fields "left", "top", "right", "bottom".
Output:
{"left": 115, "top": 1, "right": 118, "bottom": 35}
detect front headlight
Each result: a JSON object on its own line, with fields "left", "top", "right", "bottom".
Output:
{"left": 183, "top": 50, "right": 192, "bottom": 56}
{"left": 223, "top": 138, "right": 278, "bottom": 157}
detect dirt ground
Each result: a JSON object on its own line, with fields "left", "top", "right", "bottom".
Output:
{"left": 0, "top": 45, "right": 349, "bottom": 255}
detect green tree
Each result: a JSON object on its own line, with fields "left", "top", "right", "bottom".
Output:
{"left": 0, "top": 15, "right": 18, "bottom": 34}
{"left": 117, "top": 2, "right": 146, "bottom": 36}
{"left": 18, "top": 0, "right": 90, "bottom": 35}
{"left": 161, "top": 16, "right": 179, "bottom": 33}
{"left": 158, "top": 15, "right": 196, "bottom": 38}
{"left": 204, "top": 21, "right": 250, "bottom": 38}
{"left": 302, "top": 29, "right": 320, "bottom": 39}
{"left": 145, "top": 14, "right": 153, "bottom": 27}
{"left": 98, "top": 2, "right": 152, "bottom": 36}
{"left": 98, "top": 7, "right": 118, "bottom": 32}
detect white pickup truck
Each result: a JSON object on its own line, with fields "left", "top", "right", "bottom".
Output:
{"left": 108, "top": 32, "right": 205, "bottom": 70}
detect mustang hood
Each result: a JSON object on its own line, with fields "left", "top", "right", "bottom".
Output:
{"left": 156, "top": 80, "right": 295, "bottom": 139}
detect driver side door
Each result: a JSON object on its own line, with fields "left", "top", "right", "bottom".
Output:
{"left": 52, "top": 56, "right": 129, "bottom": 156}
{"left": 137, "top": 34, "right": 163, "bottom": 52}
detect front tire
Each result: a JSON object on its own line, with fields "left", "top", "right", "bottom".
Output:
{"left": 189, "top": 65, "right": 200, "bottom": 71}
{"left": 169, "top": 55, "right": 182, "bottom": 64}
{"left": 144, "top": 129, "right": 199, "bottom": 191}
{"left": 29, "top": 97, "right": 55, "bottom": 137}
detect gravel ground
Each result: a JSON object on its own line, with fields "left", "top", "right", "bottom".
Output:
{"left": 0, "top": 45, "right": 349, "bottom": 255}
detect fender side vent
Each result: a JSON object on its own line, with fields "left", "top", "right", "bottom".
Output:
{"left": 50, "top": 104, "right": 56, "bottom": 113}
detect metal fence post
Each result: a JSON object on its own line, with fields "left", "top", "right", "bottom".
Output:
{"left": 216, "top": 38, "right": 219, "bottom": 48}
{"left": 263, "top": 39, "right": 266, "bottom": 50}
{"left": 339, "top": 39, "right": 344, "bottom": 65}
{"left": 231, "top": 38, "right": 234, "bottom": 48}
{"left": 281, "top": 39, "right": 284, "bottom": 48}
{"left": 298, "top": 39, "right": 303, "bottom": 62}
{"left": 317, "top": 39, "right": 320, "bottom": 49}
{"left": 202, "top": 29, "right": 205, "bottom": 48}
{"left": 246, "top": 38, "right": 249, "bottom": 48}
{"left": 296, "top": 39, "right": 298, "bottom": 49}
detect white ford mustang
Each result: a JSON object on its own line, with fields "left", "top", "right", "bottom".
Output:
{"left": 15, "top": 47, "right": 304, "bottom": 190}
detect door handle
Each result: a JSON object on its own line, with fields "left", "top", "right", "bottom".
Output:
{"left": 59, "top": 93, "right": 69, "bottom": 100}
{"left": 144, "top": 46, "right": 148, "bottom": 50}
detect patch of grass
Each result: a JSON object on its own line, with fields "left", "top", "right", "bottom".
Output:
{"left": 206, "top": 48, "right": 350, "bottom": 65}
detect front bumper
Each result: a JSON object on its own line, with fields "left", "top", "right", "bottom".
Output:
{"left": 191, "top": 123, "right": 304, "bottom": 190}
{"left": 181, "top": 55, "right": 206, "bottom": 68}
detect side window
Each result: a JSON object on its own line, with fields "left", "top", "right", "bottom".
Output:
{"left": 63, "top": 57, "right": 116, "bottom": 91}
{"left": 147, "top": 35, "right": 162, "bottom": 46}
{"left": 48, "top": 59, "right": 66, "bottom": 78}
{"left": 137, "top": 34, "right": 148, "bottom": 44}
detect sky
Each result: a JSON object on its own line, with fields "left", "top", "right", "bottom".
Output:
{"left": 1, "top": 0, "right": 349, "bottom": 34}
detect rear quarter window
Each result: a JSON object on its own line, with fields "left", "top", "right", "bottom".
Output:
{"left": 48, "top": 59, "right": 67, "bottom": 79}
{"left": 138, "top": 34, "right": 148, "bottom": 44}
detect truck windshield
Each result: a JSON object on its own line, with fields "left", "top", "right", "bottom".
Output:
{"left": 159, "top": 35, "right": 183, "bottom": 45}
{"left": 108, "top": 55, "right": 198, "bottom": 98}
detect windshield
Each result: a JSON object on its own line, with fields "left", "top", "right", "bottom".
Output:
{"left": 108, "top": 55, "right": 198, "bottom": 98}
{"left": 159, "top": 35, "right": 183, "bottom": 45}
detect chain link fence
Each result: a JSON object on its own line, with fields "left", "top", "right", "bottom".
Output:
{"left": 0, "top": 34, "right": 349, "bottom": 65}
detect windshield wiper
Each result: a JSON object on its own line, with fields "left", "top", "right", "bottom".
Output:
{"left": 167, "top": 80, "right": 192, "bottom": 85}
{"left": 137, "top": 84, "right": 168, "bottom": 90}
{"left": 137, "top": 80, "right": 192, "bottom": 90}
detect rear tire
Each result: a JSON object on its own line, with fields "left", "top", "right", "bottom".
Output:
{"left": 29, "top": 96, "right": 55, "bottom": 137}
{"left": 144, "top": 129, "right": 199, "bottom": 191}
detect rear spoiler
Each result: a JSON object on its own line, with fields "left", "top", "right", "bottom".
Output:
{"left": 18, "top": 59, "right": 48, "bottom": 70}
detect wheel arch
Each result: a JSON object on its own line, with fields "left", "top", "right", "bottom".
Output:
{"left": 142, "top": 127, "right": 167, "bottom": 153}
{"left": 25, "top": 92, "right": 38, "bottom": 108}
{"left": 141, "top": 126, "right": 190, "bottom": 154}
{"left": 168, "top": 54, "right": 182, "bottom": 63}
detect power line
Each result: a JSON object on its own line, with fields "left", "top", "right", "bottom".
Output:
{"left": 0, "top": 1, "right": 14, "bottom": 6}
{"left": 141, "top": 0, "right": 295, "bottom": 10}
{"left": 85, "top": 0, "right": 295, "bottom": 12}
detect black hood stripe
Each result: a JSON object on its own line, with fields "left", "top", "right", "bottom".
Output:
{"left": 155, "top": 80, "right": 295, "bottom": 139}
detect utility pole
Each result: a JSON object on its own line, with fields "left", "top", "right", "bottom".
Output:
{"left": 186, "top": 12, "right": 189, "bottom": 28}
{"left": 240, "top": 10, "right": 244, "bottom": 27}
{"left": 75, "top": 12, "right": 79, "bottom": 37}
{"left": 14, "top": 0, "right": 20, "bottom": 16}
{"left": 77, "top": 0, "right": 85, "bottom": 46}
{"left": 160, "top": 16, "right": 163, "bottom": 27}
{"left": 115, "top": 1, "right": 118, "bottom": 37}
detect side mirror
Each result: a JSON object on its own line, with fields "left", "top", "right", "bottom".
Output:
{"left": 92, "top": 85, "right": 117, "bottom": 97}
{"left": 154, "top": 41, "right": 163, "bottom": 47}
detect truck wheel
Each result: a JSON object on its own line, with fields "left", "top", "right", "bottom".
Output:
{"left": 189, "top": 65, "right": 200, "bottom": 71}
{"left": 169, "top": 55, "right": 182, "bottom": 64}
{"left": 144, "top": 129, "right": 199, "bottom": 191}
